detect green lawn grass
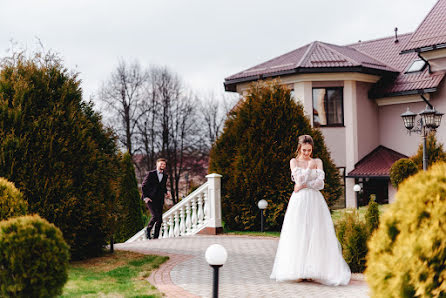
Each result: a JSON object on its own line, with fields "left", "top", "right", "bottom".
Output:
{"left": 331, "top": 204, "right": 389, "bottom": 225}
{"left": 61, "top": 250, "right": 168, "bottom": 298}
{"left": 225, "top": 230, "right": 281, "bottom": 237}
{"left": 225, "top": 204, "right": 390, "bottom": 237}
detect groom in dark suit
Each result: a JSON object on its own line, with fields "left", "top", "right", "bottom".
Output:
{"left": 141, "top": 158, "right": 171, "bottom": 239}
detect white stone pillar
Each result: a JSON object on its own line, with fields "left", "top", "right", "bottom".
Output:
{"left": 204, "top": 173, "right": 223, "bottom": 234}
{"left": 293, "top": 81, "right": 313, "bottom": 126}
{"left": 388, "top": 183, "right": 397, "bottom": 204}
{"left": 344, "top": 80, "right": 358, "bottom": 208}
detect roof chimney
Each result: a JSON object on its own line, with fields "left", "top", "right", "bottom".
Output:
{"left": 394, "top": 27, "right": 399, "bottom": 43}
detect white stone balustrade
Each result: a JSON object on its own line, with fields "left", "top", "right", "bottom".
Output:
{"left": 125, "top": 173, "right": 222, "bottom": 242}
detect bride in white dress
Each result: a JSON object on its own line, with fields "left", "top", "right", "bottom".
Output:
{"left": 270, "top": 135, "right": 351, "bottom": 286}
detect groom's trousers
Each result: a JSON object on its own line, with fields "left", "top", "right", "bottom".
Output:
{"left": 146, "top": 202, "right": 163, "bottom": 239}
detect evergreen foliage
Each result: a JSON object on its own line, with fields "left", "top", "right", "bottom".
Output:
{"left": 366, "top": 162, "right": 446, "bottom": 297}
{"left": 0, "top": 177, "right": 27, "bottom": 220}
{"left": 209, "top": 80, "right": 342, "bottom": 230}
{"left": 335, "top": 210, "right": 368, "bottom": 273}
{"left": 0, "top": 52, "right": 119, "bottom": 259}
{"left": 114, "top": 152, "right": 144, "bottom": 243}
{"left": 389, "top": 158, "right": 418, "bottom": 189}
{"left": 365, "top": 195, "right": 380, "bottom": 236}
{"left": 411, "top": 132, "right": 446, "bottom": 169}
{"left": 0, "top": 215, "right": 70, "bottom": 297}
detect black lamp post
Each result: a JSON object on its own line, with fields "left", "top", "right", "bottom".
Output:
{"left": 401, "top": 100, "right": 443, "bottom": 170}
{"left": 257, "top": 199, "right": 268, "bottom": 232}
{"left": 205, "top": 244, "right": 228, "bottom": 298}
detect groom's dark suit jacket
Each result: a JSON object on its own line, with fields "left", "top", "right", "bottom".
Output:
{"left": 141, "top": 170, "right": 168, "bottom": 208}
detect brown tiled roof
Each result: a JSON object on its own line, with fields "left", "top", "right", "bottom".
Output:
{"left": 349, "top": 34, "right": 446, "bottom": 97}
{"left": 401, "top": 0, "right": 446, "bottom": 53}
{"left": 225, "top": 1, "right": 446, "bottom": 97}
{"left": 347, "top": 146, "right": 407, "bottom": 178}
{"left": 225, "top": 41, "right": 397, "bottom": 83}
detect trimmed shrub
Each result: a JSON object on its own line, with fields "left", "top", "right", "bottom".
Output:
{"left": 411, "top": 132, "right": 446, "bottom": 170}
{"left": 0, "top": 215, "right": 70, "bottom": 297}
{"left": 365, "top": 195, "right": 380, "bottom": 236}
{"left": 209, "top": 80, "right": 342, "bottom": 231}
{"left": 366, "top": 162, "right": 446, "bottom": 297}
{"left": 0, "top": 177, "right": 27, "bottom": 220}
{"left": 390, "top": 158, "right": 418, "bottom": 189}
{"left": 336, "top": 210, "right": 368, "bottom": 273}
{"left": 0, "top": 52, "right": 119, "bottom": 259}
{"left": 114, "top": 152, "right": 144, "bottom": 243}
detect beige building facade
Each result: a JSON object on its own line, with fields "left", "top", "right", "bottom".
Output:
{"left": 224, "top": 0, "right": 446, "bottom": 208}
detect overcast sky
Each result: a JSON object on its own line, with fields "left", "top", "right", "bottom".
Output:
{"left": 0, "top": 0, "right": 439, "bottom": 102}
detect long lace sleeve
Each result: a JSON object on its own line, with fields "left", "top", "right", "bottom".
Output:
{"left": 291, "top": 167, "right": 298, "bottom": 182}
{"left": 291, "top": 167, "right": 305, "bottom": 185}
{"left": 307, "top": 169, "right": 325, "bottom": 190}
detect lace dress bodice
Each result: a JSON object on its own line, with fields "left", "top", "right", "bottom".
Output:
{"left": 291, "top": 167, "right": 325, "bottom": 191}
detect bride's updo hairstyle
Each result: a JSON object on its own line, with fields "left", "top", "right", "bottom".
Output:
{"left": 295, "top": 134, "right": 314, "bottom": 158}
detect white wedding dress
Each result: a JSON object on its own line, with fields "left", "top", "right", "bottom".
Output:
{"left": 270, "top": 167, "right": 351, "bottom": 286}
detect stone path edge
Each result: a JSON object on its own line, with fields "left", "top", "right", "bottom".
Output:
{"left": 116, "top": 247, "right": 199, "bottom": 298}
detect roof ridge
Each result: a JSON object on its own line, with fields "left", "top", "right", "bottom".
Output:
{"left": 296, "top": 41, "right": 318, "bottom": 67}
{"left": 377, "top": 145, "right": 408, "bottom": 158}
{"left": 316, "top": 42, "right": 359, "bottom": 65}
{"left": 346, "top": 32, "right": 413, "bottom": 47}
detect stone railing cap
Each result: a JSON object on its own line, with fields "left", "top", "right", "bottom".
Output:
{"left": 206, "top": 173, "right": 222, "bottom": 178}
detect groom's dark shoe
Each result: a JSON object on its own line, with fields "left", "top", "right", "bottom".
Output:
{"left": 146, "top": 227, "right": 152, "bottom": 239}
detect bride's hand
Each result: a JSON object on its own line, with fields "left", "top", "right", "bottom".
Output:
{"left": 294, "top": 183, "right": 307, "bottom": 192}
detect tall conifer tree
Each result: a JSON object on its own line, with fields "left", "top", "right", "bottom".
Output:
{"left": 0, "top": 52, "right": 119, "bottom": 259}
{"left": 114, "top": 152, "right": 144, "bottom": 242}
{"left": 209, "top": 80, "right": 342, "bottom": 230}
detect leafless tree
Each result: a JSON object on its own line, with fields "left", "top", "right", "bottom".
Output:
{"left": 168, "top": 91, "right": 200, "bottom": 202}
{"left": 98, "top": 61, "right": 231, "bottom": 204}
{"left": 199, "top": 92, "right": 239, "bottom": 149}
{"left": 134, "top": 70, "right": 160, "bottom": 174}
{"left": 98, "top": 59, "right": 148, "bottom": 156}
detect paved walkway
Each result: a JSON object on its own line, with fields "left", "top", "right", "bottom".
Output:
{"left": 115, "top": 235, "right": 369, "bottom": 298}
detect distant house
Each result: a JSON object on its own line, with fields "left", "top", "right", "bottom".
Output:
{"left": 224, "top": 0, "right": 446, "bottom": 208}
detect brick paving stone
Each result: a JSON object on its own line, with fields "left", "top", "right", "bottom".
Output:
{"left": 115, "top": 235, "right": 369, "bottom": 298}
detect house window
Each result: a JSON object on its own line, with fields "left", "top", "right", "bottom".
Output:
{"left": 312, "top": 87, "right": 343, "bottom": 127}
{"left": 406, "top": 59, "right": 426, "bottom": 73}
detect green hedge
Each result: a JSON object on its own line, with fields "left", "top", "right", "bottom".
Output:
{"left": 389, "top": 158, "right": 418, "bottom": 189}
{"left": 0, "top": 177, "right": 27, "bottom": 220}
{"left": 336, "top": 210, "right": 368, "bottom": 273}
{"left": 0, "top": 53, "right": 119, "bottom": 259}
{"left": 114, "top": 152, "right": 144, "bottom": 243}
{"left": 0, "top": 215, "right": 70, "bottom": 297}
{"left": 335, "top": 197, "right": 380, "bottom": 273}
{"left": 366, "top": 162, "right": 446, "bottom": 296}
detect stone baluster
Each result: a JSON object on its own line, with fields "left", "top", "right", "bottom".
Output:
{"left": 191, "top": 197, "right": 197, "bottom": 230}
{"left": 185, "top": 201, "right": 192, "bottom": 234}
{"left": 174, "top": 211, "right": 180, "bottom": 237}
{"left": 162, "top": 222, "right": 169, "bottom": 238}
{"left": 168, "top": 215, "right": 174, "bottom": 238}
{"left": 203, "top": 190, "right": 209, "bottom": 221}
{"left": 179, "top": 207, "right": 186, "bottom": 236}
{"left": 197, "top": 193, "right": 204, "bottom": 224}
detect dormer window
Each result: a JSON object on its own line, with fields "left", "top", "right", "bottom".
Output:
{"left": 406, "top": 59, "right": 426, "bottom": 73}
